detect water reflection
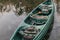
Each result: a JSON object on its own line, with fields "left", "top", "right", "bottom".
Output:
{"left": 0, "top": 8, "right": 26, "bottom": 40}
{"left": 0, "top": 4, "right": 54, "bottom": 40}
{"left": 0, "top": 3, "right": 26, "bottom": 16}
{"left": 0, "top": 6, "right": 54, "bottom": 40}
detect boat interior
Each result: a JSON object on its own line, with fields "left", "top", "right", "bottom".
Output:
{"left": 24, "top": 4, "right": 52, "bottom": 25}
{"left": 12, "top": 26, "right": 41, "bottom": 40}
{"left": 11, "top": 1, "right": 53, "bottom": 40}
{"left": 43, "top": 0, "right": 52, "bottom": 5}
{"left": 15, "top": 3, "right": 53, "bottom": 40}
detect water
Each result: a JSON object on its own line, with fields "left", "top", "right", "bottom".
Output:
{"left": 0, "top": 3, "right": 60, "bottom": 40}
{"left": 0, "top": 9, "right": 26, "bottom": 40}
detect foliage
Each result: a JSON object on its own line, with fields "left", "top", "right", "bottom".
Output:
{"left": 21, "top": 0, "right": 44, "bottom": 13}
{"left": 0, "top": 0, "right": 44, "bottom": 15}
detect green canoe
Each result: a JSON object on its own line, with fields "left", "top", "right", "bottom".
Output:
{"left": 10, "top": 0, "right": 55, "bottom": 40}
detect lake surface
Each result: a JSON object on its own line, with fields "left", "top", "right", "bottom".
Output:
{"left": 0, "top": 9, "right": 26, "bottom": 40}
{"left": 0, "top": 3, "right": 60, "bottom": 40}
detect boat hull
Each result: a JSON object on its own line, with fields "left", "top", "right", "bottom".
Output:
{"left": 10, "top": 0, "right": 55, "bottom": 40}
